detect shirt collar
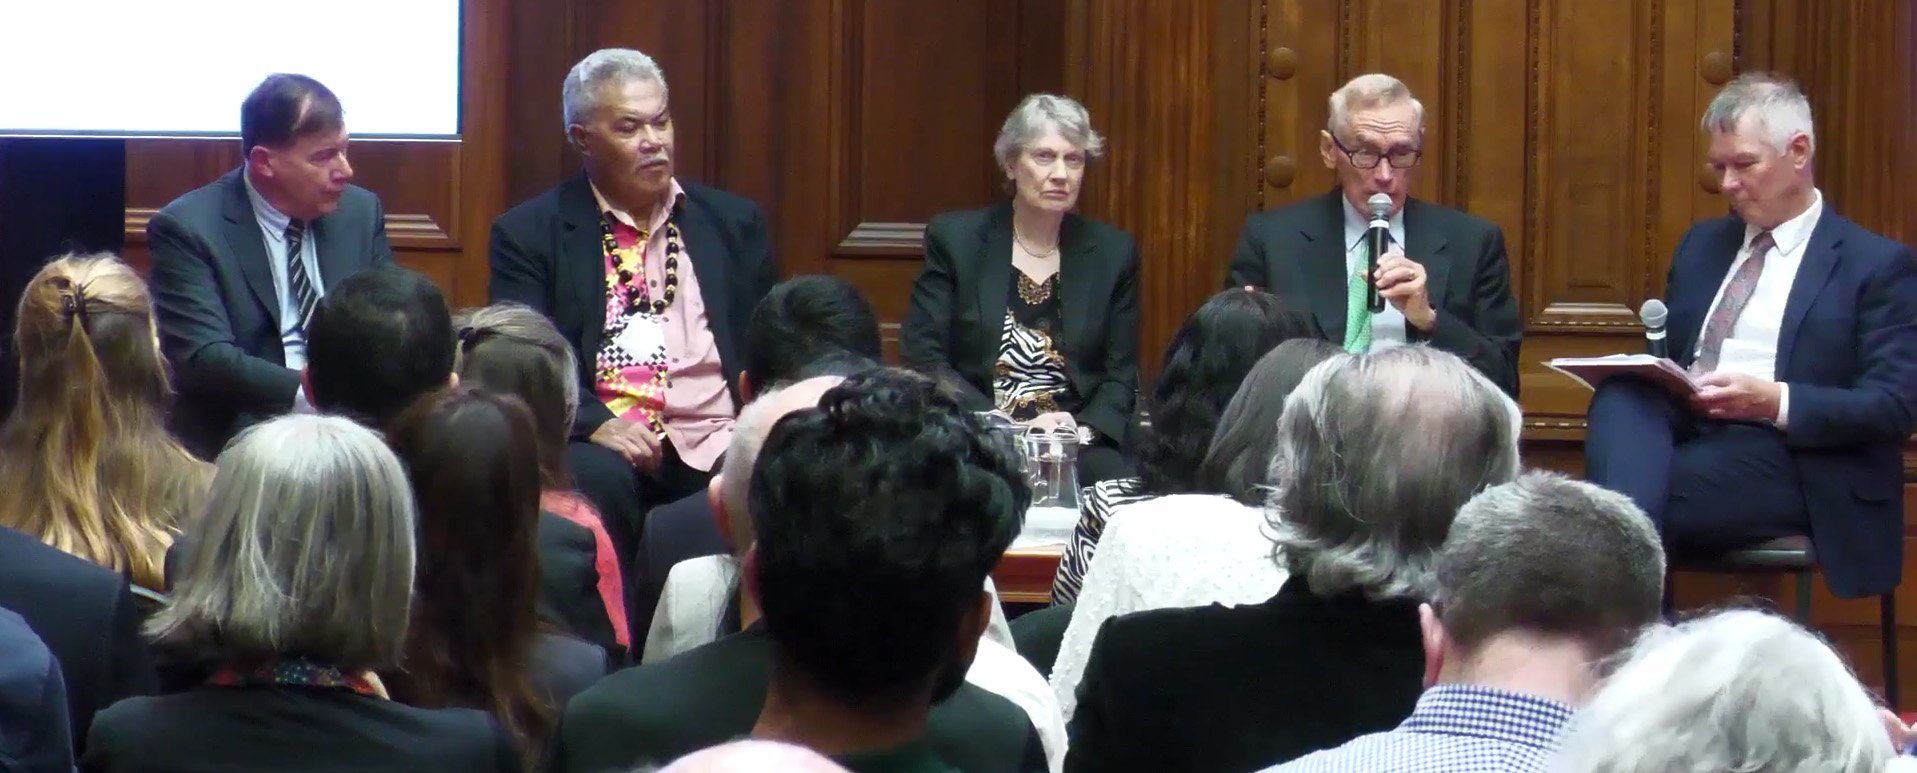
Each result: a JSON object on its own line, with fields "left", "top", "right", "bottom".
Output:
{"left": 1746, "top": 188, "right": 1823, "bottom": 255}
{"left": 1397, "top": 683, "right": 1575, "bottom": 750}
{"left": 591, "top": 178, "right": 687, "bottom": 234}
{"left": 241, "top": 165, "right": 294, "bottom": 236}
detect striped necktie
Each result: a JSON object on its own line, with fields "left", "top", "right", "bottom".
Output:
{"left": 285, "top": 220, "right": 318, "bottom": 327}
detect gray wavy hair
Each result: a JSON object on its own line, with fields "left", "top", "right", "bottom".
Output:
{"left": 1701, "top": 71, "right": 1816, "bottom": 154}
{"left": 563, "top": 48, "right": 668, "bottom": 130}
{"left": 148, "top": 414, "right": 417, "bottom": 671}
{"left": 1557, "top": 609, "right": 1895, "bottom": 773}
{"left": 992, "top": 94, "right": 1105, "bottom": 171}
{"left": 1265, "top": 345, "right": 1522, "bottom": 601}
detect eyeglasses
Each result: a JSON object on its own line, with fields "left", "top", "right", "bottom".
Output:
{"left": 1330, "top": 134, "right": 1423, "bottom": 169}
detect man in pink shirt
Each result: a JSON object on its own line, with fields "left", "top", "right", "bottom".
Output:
{"left": 489, "top": 47, "right": 778, "bottom": 606}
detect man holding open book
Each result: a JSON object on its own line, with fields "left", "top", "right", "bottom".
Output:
{"left": 1581, "top": 73, "right": 1917, "bottom": 600}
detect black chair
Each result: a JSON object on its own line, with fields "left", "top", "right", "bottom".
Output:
{"left": 1667, "top": 535, "right": 1899, "bottom": 709}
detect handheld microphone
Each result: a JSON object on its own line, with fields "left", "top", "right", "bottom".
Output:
{"left": 1365, "top": 193, "right": 1391, "bottom": 313}
{"left": 1639, "top": 299, "right": 1669, "bottom": 359}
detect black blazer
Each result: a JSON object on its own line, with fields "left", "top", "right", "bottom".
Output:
{"left": 0, "top": 526, "right": 154, "bottom": 757}
{"left": 537, "top": 511, "right": 618, "bottom": 657}
{"left": 1226, "top": 190, "right": 1522, "bottom": 396}
{"left": 1064, "top": 577, "right": 1425, "bottom": 773}
{"left": 81, "top": 686, "right": 518, "bottom": 773}
{"left": 488, "top": 175, "right": 779, "bottom": 439}
{"left": 551, "top": 628, "right": 1046, "bottom": 773}
{"left": 0, "top": 605, "right": 72, "bottom": 773}
{"left": 629, "top": 491, "right": 730, "bottom": 656}
{"left": 149, "top": 167, "right": 396, "bottom": 458}
{"left": 1663, "top": 211, "right": 1917, "bottom": 598}
{"left": 901, "top": 204, "right": 1140, "bottom": 443}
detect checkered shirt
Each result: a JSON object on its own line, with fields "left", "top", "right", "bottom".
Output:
{"left": 1262, "top": 684, "right": 1575, "bottom": 773}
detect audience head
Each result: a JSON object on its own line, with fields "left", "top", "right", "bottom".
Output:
{"left": 384, "top": 386, "right": 550, "bottom": 760}
{"left": 711, "top": 376, "right": 849, "bottom": 559}
{"left": 1424, "top": 472, "right": 1664, "bottom": 690}
{"left": 747, "top": 368, "right": 1028, "bottom": 711}
{"left": 305, "top": 266, "right": 455, "bottom": 431}
{"left": 564, "top": 48, "right": 675, "bottom": 207}
{"left": 1196, "top": 338, "right": 1342, "bottom": 505}
{"left": 241, "top": 73, "right": 352, "bottom": 220}
{"left": 150, "top": 415, "right": 415, "bottom": 672}
{"left": 1702, "top": 72, "right": 1817, "bottom": 229}
{"left": 1558, "top": 609, "right": 1896, "bottom": 773}
{"left": 660, "top": 741, "right": 851, "bottom": 773}
{"left": 742, "top": 275, "right": 882, "bottom": 399}
{"left": 0, "top": 253, "right": 207, "bottom": 589}
{"left": 452, "top": 303, "right": 578, "bottom": 489}
{"left": 993, "top": 94, "right": 1104, "bottom": 214}
{"left": 1268, "top": 345, "right": 1521, "bottom": 601}
{"left": 1323, "top": 73, "right": 1425, "bottom": 216}
{"left": 1135, "top": 288, "right": 1316, "bottom": 495}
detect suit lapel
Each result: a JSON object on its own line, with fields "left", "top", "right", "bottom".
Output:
{"left": 1056, "top": 213, "right": 1095, "bottom": 359}
{"left": 1672, "top": 221, "right": 1746, "bottom": 365}
{"left": 977, "top": 205, "right": 1014, "bottom": 351}
{"left": 1403, "top": 200, "right": 1451, "bottom": 315}
{"left": 675, "top": 194, "right": 742, "bottom": 374}
{"left": 218, "top": 169, "right": 282, "bottom": 331}
{"left": 558, "top": 175, "right": 607, "bottom": 363}
{"left": 1301, "top": 191, "right": 1348, "bottom": 340}
{"left": 308, "top": 215, "right": 347, "bottom": 290}
{"left": 1775, "top": 213, "right": 1845, "bottom": 376}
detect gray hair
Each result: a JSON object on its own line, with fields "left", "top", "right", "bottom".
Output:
{"left": 1265, "top": 346, "right": 1521, "bottom": 601}
{"left": 563, "top": 48, "right": 668, "bottom": 130}
{"left": 453, "top": 302, "right": 580, "bottom": 435}
{"left": 1701, "top": 72, "right": 1816, "bottom": 154}
{"left": 1557, "top": 609, "right": 1893, "bottom": 773}
{"left": 719, "top": 376, "right": 846, "bottom": 555}
{"left": 1327, "top": 73, "right": 1425, "bottom": 138}
{"left": 992, "top": 94, "right": 1106, "bottom": 171}
{"left": 1437, "top": 471, "right": 1665, "bottom": 657}
{"left": 149, "top": 414, "right": 417, "bottom": 671}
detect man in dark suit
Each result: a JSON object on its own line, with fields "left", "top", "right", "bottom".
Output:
{"left": 554, "top": 369, "right": 1044, "bottom": 772}
{"left": 0, "top": 525, "right": 153, "bottom": 757}
{"left": 148, "top": 74, "right": 395, "bottom": 458}
{"left": 1585, "top": 73, "right": 1917, "bottom": 600}
{"left": 1226, "top": 73, "right": 1521, "bottom": 395}
{"left": 490, "top": 48, "right": 778, "bottom": 576}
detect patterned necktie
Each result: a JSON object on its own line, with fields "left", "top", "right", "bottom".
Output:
{"left": 1691, "top": 229, "right": 1774, "bottom": 374}
{"left": 1342, "top": 264, "right": 1372, "bottom": 353}
{"left": 285, "top": 220, "right": 318, "bottom": 327}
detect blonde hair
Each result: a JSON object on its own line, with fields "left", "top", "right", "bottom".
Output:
{"left": 0, "top": 253, "right": 210, "bottom": 589}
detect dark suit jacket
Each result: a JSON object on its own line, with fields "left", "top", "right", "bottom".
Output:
{"left": 81, "top": 686, "right": 518, "bottom": 773}
{"left": 489, "top": 175, "right": 779, "bottom": 439}
{"left": 531, "top": 632, "right": 609, "bottom": 716}
{"left": 552, "top": 629, "right": 1046, "bottom": 773}
{"left": 901, "top": 204, "right": 1140, "bottom": 443}
{"left": 0, "top": 606, "right": 72, "bottom": 773}
{"left": 148, "top": 167, "right": 396, "bottom": 458}
{"left": 538, "top": 511, "right": 618, "bottom": 657}
{"left": 1064, "top": 577, "right": 1425, "bottom": 773}
{"left": 630, "top": 491, "right": 730, "bottom": 657}
{"left": 0, "top": 526, "right": 154, "bottom": 757}
{"left": 1665, "top": 211, "right": 1917, "bottom": 598}
{"left": 1226, "top": 190, "right": 1522, "bottom": 395}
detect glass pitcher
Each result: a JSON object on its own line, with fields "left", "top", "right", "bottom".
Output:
{"left": 1019, "top": 425, "right": 1083, "bottom": 536}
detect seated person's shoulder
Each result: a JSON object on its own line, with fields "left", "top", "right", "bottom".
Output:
{"left": 559, "top": 633, "right": 771, "bottom": 769}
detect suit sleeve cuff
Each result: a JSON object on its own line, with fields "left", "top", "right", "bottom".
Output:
{"left": 1774, "top": 383, "right": 1790, "bottom": 428}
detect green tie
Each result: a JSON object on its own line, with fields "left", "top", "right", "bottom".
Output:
{"left": 1342, "top": 266, "right": 1372, "bottom": 353}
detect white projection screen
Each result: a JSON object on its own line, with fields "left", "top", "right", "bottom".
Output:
{"left": 0, "top": 0, "right": 460, "bottom": 138}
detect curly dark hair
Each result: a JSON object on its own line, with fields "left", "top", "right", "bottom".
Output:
{"left": 1133, "top": 289, "right": 1320, "bottom": 494}
{"left": 749, "top": 367, "right": 1029, "bottom": 709}
{"left": 744, "top": 275, "right": 883, "bottom": 392}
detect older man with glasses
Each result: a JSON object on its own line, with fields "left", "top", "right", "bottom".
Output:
{"left": 1225, "top": 73, "right": 1521, "bottom": 396}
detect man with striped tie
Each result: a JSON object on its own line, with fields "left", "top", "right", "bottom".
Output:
{"left": 1225, "top": 73, "right": 1521, "bottom": 395}
{"left": 150, "top": 74, "right": 395, "bottom": 458}
{"left": 1584, "top": 73, "right": 1917, "bottom": 602}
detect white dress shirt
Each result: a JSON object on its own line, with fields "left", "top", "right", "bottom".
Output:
{"left": 1694, "top": 189, "right": 1823, "bottom": 425}
{"left": 1341, "top": 196, "right": 1410, "bottom": 348}
{"left": 241, "top": 168, "right": 325, "bottom": 371}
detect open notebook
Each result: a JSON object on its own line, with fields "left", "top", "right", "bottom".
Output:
{"left": 1545, "top": 353, "right": 1701, "bottom": 397}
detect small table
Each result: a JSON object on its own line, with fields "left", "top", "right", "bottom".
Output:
{"left": 993, "top": 545, "right": 1065, "bottom": 605}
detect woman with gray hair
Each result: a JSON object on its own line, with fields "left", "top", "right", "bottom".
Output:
{"left": 1063, "top": 345, "right": 1523, "bottom": 773}
{"left": 1558, "top": 608, "right": 1908, "bottom": 773}
{"left": 80, "top": 415, "right": 518, "bottom": 773}
{"left": 902, "top": 93, "right": 1140, "bottom": 485}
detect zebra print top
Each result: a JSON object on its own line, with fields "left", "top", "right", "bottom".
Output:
{"left": 993, "top": 271, "right": 1079, "bottom": 421}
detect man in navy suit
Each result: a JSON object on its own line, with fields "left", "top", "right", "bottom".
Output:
{"left": 1585, "top": 73, "right": 1917, "bottom": 600}
{"left": 149, "top": 74, "right": 395, "bottom": 458}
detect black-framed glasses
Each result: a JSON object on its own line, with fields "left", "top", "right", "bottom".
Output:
{"left": 1330, "top": 133, "right": 1422, "bottom": 169}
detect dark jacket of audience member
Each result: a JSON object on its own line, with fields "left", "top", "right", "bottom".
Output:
{"left": 384, "top": 387, "right": 609, "bottom": 765}
{"left": 0, "top": 605, "right": 73, "bottom": 772}
{"left": 1064, "top": 347, "right": 1523, "bottom": 772}
{"left": 0, "top": 525, "right": 153, "bottom": 758}
{"left": 84, "top": 416, "right": 517, "bottom": 773}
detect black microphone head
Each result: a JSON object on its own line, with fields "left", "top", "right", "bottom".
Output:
{"left": 1638, "top": 299, "right": 1668, "bottom": 329}
{"left": 1367, "top": 193, "right": 1392, "bottom": 220}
